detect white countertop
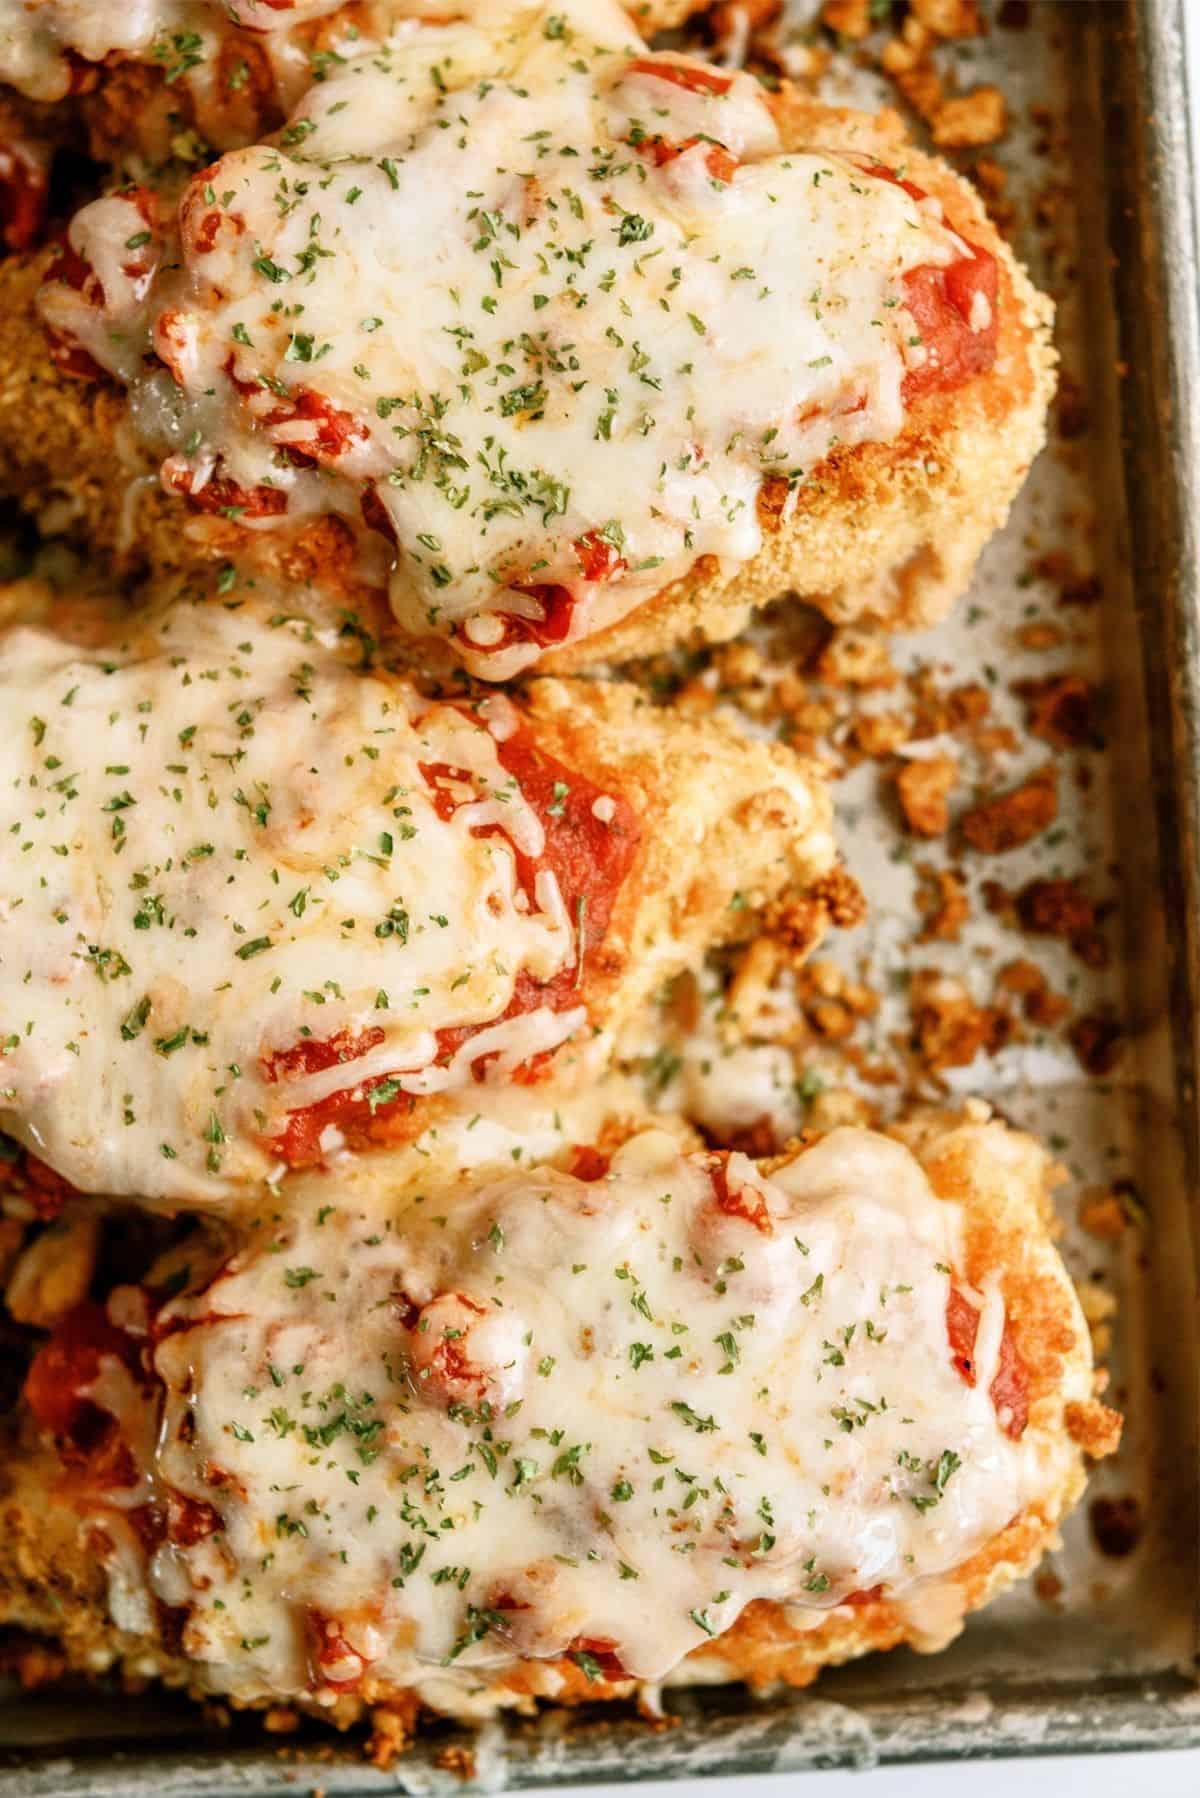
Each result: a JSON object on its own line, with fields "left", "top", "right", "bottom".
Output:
{"left": 547, "top": 4, "right": 1200, "bottom": 1793}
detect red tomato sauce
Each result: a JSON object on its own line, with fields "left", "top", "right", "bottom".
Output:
{"left": 639, "top": 133, "right": 738, "bottom": 183}
{"left": 567, "top": 1144, "right": 611, "bottom": 1182}
{"left": 627, "top": 59, "right": 733, "bottom": 96}
{"left": 166, "top": 1490, "right": 221, "bottom": 1547}
{"left": 458, "top": 530, "right": 630, "bottom": 656}
{"left": 572, "top": 529, "right": 627, "bottom": 584}
{"left": 162, "top": 461, "right": 289, "bottom": 516}
{"left": 307, "top": 1610, "right": 372, "bottom": 1692}
{"left": 224, "top": 359, "right": 368, "bottom": 469}
{"left": 861, "top": 161, "right": 999, "bottom": 400}
{"left": 0, "top": 144, "right": 47, "bottom": 252}
{"left": 23, "top": 1303, "right": 152, "bottom": 1507}
{"left": 262, "top": 1027, "right": 386, "bottom": 1085}
{"left": 842, "top": 1584, "right": 884, "bottom": 1606}
{"left": 567, "top": 1635, "right": 629, "bottom": 1680}
{"left": 0, "top": 1144, "right": 77, "bottom": 1220}
{"left": 23, "top": 1302, "right": 139, "bottom": 1442}
{"left": 946, "top": 1283, "right": 1030, "bottom": 1439}
{"left": 261, "top": 720, "right": 641, "bottom": 1166}
{"left": 707, "top": 1155, "right": 773, "bottom": 1234}
{"left": 472, "top": 582, "right": 576, "bottom": 653}
{"left": 27, "top": 1301, "right": 223, "bottom": 1557}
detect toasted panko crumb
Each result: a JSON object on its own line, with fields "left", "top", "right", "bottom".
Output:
{"left": 761, "top": 874, "right": 867, "bottom": 960}
{"left": 1014, "top": 876, "right": 1093, "bottom": 936}
{"left": 852, "top": 711, "right": 913, "bottom": 758}
{"left": 1031, "top": 552, "right": 1103, "bottom": 608}
{"left": 1015, "top": 674, "right": 1101, "bottom": 749}
{"left": 974, "top": 157, "right": 1009, "bottom": 197}
{"left": 434, "top": 1745, "right": 479, "bottom": 1778}
{"left": 1034, "top": 1570, "right": 1064, "bottom": 1604}
{"left": 892, "top": 62, "right": 945, "bottom": 122}
{"left": 1076, "top": 1280, "right": 1117, "bottom": 1329}
{"left": 915, "top": 865, "right": 970, "bottom": 941}
{"left": 713, "top": 640, "right": 766, "bottom": 688}
{"left": 821, "top": 0, "right": 871, "bottom": 39}
{"left": 960, "top": 764, "right": 1058, "bottom": 853}
{"left": 725, "top": 936, "right": 783, "bottom": 1036}
{"left": 1089, "top": 1492, "right": 1142, "bottom": 1555}
{"left": 712, "top": 0, "right": 782, "bottom": 38}
{"left": 815, "top": 629, "right": 898, "bottom": 690}
{"left": 932, "top": 87, "right": 1008, "bottom": 148}
{"left": 805, "top": 1086, "right": 876, "bottom": 1131}
{"left": 1070, "top": 1011, "right": 1125, "bottom": 1076}
{"left": 811, "top": 868, "right": 869, "bottom": 930}
{"left": 908, "top": 969, "right": 1011, "bottom": 1071}
{"left": 1065, "top": 1399, "right": 1123, "bottom": 1461}
{"left": 1077, "top": 1187, "right": 1129, "bottom": 1241}
{"left": 365, "top": 1698, "right": 420, "bottom": 1770}
{"left": 908, "top": 670, "right": 992, "bottom": 741}
{"left": 897, "top": 754, "right": 959, "bottom": 837}
{"left": 995, "top": 958, "right": 1069, "bottom": 1027}
{"left": 881, "top": 31, "right": 924, "bottom": 76}
{"left": 1014, "top": 621, "right": 1065, "bottom": 652}
{"left": 0, "top": 1638, "right": 68, "bottom": 1690}
{"left": 912, "top": 0, "right": 983, "bottom": 35}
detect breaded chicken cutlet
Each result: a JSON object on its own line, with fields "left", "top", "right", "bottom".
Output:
{"left": 0, "top": 1110, "right": 1118, "bottom": 1734}
{"left": 0, "top": 1, "right": 1053, "bottom": 680}
{"left": 0, "top": 0, "right": 712, "bottom": 164}
{"left": 0, "top": 592, "right": 836, "bottom": 1205}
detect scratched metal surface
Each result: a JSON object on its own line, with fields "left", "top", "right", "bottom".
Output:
{"left": 0, "top": 0, "right": 1197, "bottom": 1789}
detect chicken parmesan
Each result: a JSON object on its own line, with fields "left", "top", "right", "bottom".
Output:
{"left": 0, "top": 0, "right": 1053, "bottom": 676}
{"left": 0, "top": 0, "right": 705, "bottom": 163}
{"left": 0, "top": 598, "right": 834, "bottom": 1203}
{"left": 1, "top": 1111, "right": 1119, "bottom": 1726}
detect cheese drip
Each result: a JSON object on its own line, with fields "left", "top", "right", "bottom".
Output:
{"left": 132, "top": 1127, "right": 1086, "bottom": 1709}
{"left": 38, "top": 0, "right": 980, "bottom": 677}
{"left": 0, "top": 604, "right": 589, "bottom": 1201}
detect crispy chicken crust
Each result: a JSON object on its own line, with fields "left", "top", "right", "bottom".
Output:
{"left": 354, "top": 672, "right": 841, "bottom": 1153}
{"left": 0, "top": 94, "right": 1053, "bottom": 670}
{"left": 0, "top": 1108, "right": 1117, "bottom": 1733}
{"left": 519, "top": 673, "right": 839, "bottom": 1040}
{"left": 545, "top": 98, "right": 1056, "bottom": 667}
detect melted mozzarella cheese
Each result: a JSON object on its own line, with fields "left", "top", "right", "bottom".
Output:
{"left": 0, "top": 0, "right": 374, "bottom": 103}
{"left": 133, "top": 1126, "right": 1086, "bottom": 1709}
{"left": 0, "top": 0, "right": 459, "bottom": 146}
{"left": 0, "top": 604, "right": 592, "bottom": 1201}
{"left": 40, "top": 0, "right": 976, "bottom": 678}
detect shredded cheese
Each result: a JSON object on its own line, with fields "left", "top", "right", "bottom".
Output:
{"left": 0, "top": 603, "right": 586, "bottom": 1199}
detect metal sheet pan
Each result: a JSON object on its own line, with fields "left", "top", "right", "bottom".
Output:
{"left": 1, "top": 0, "right": 1198, "bottom": 1787}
